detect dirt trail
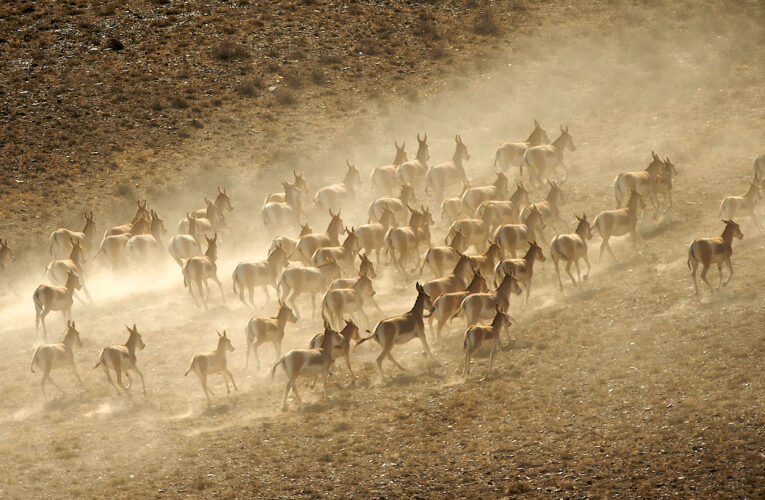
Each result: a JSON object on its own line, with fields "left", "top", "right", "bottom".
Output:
{"left": 1, "top": 0, "right": 764, "bottom": 498}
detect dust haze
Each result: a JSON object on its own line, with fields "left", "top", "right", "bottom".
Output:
{"left": 1, "top": 1, "right": 763, "bottom": 497}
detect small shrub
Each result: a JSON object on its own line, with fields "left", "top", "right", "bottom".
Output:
{"left": 289, "top": 49, "right": 307, "bottom": 60}
{"left": 473, "top": 9, "right": 501, "bottom": 36}
{"left": 509, "top": 0, "right": 530, "bottom": 10}
{"left": 191, "top": 475, "right": 213, "bottom": 491}
{"left": 236, "top": 78, "right": 263, "bottom": 98}
{"left": 416, "top": 16, "right": 440, "bottom": 40}
{"left": 105, "top": 37, "right": 124, "bottom": 51}
{"left": 318, "top": 53, "right": 342, "bottom": 65}
{"left": 283, "top": 69, "right": 304, "bottom": 89}
{"left": 309, "top": 68, "right": 326, "bottom": 85}
{"left": 170, "top": 96, "right": 189, "bottom": 109}
{"left": 403, "top": 88, "right": 419, "bottom": 103}
{"left": 275, "top": 89, "right": 297, "bottom": 106}
{"left": 99, "top": 4, "right": 117, "bottom": 16}
{"left": 114, "top": 181, "right": 135, "bottom": 200}
{"left": 429, "top": 43, "right": 447, "bottom": 60}
{"left": 189, "top": 119, "right": 204, "bottom": 129}
{"left": 356, "top": 39, "right": 379, "bottom": 55}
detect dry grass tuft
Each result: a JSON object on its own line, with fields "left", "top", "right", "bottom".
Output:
{"left": 309, "top": 68, "right": 327, "bottom": 85}
{"left": 275, "top": 89, "right": 297, "bottom": 106}
{"left": 318, "top": 53, "right": 343, "bottom": 65}
{"left": 237, "top": 77, "right": 265, "bottom": 98}
{"left": 283, "top": 69, "right": 304, "bottom": 89}
{"left": 212, "top": 41, "right": 251, "bottom": 62}
{"left": 170, "top": 96, "right": 190, "bottom": 110}
{"left": 416, "top": 14, "right": 441, "bottom": 40}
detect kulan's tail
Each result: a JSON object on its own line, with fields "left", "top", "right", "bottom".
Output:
{"left": 276, "top": 275, "right": 285, "bottom": 301}
{"left": 181, "top": 260, "right": 190, "bottom": 287}
{"left": 612, "top": 175, "right": 621, "bottom": 206}
{"left": 184, "top": 358, "right": 195, "bottom": 376}
{"left": 232, "top": 269, "right": 239, "bottom": 294}
{"left": 261, "top": 207, "right": 271, "bottom": 228}
{"left": 591, "top": 215, "right": 601, "bottom": 236}
{"left": 93, "top": 349, "right": 106, "bottom": 369}
{"left": 423, "top": 305, "right": 434, "bottom": 318}
{"left": 417, "top": 254, "right": 428, "bottom": 277}
{"left": 30, "top": 347, "right": 41, "bottom": 373}
{"left": 270, "top": 357, "right": 285, "bottom": 380}
{"left": 32, "top": 289, "right": 42, "bottom": 315}
{"left": 48, "top": 234, "right": 55, "bottom": 256}
{"left": 354, "top": 330, "right": 377, "bottom": 351}
{"left": 450, "top": 301, "right": 466, "bottom": 321}
{"left": 321, "top": 301, "right": 331, "bottom": 328}
{"left": 521, "top": 152, "right": 530, "bottom": 177}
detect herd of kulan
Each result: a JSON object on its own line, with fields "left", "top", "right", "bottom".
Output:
{"left": 7, "top": 121, "right": 762, "bottom": 409}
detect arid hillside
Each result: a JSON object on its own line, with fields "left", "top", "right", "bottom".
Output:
{"left": 0, "top": 0, "right": 764, "bottom": 498}
{"left": 1, "top": 0, "right": 537, "bottom": 243}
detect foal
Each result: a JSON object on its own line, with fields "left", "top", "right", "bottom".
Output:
{"left": 185, "top": 331, "right": 237, "bottom": 404}
{"left": 95, "top": 324, "right": 147, "bottom": 395}
{"left": 30, "top": 321, "right": 83, "bottom": 398}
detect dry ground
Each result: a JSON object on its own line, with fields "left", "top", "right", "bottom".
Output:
{"left": 0, "top": 0, "right": 764, "bottom": 498}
